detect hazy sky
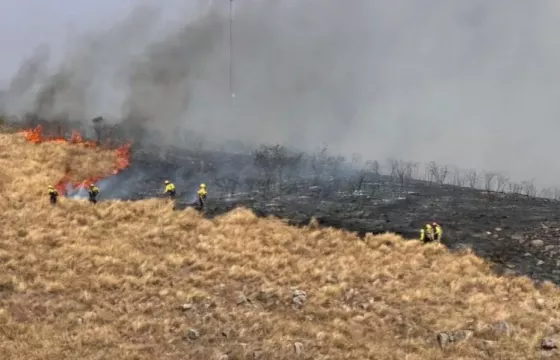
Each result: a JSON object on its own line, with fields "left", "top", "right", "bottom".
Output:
{"left": 3, "top": 0, "right": 560, "bottom": 186}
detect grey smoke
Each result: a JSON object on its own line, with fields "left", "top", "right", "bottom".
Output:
{"left": 3, "top": 0, "right": 560, "bottom": 186}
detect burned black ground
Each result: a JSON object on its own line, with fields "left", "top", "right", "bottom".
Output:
{"left": 97, "top": 146, "right": 560, "bottom": 287}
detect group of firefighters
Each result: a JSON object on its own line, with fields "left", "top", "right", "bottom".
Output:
{"left": 420, "top": 222, "right": 443, "bottom": 243}
{"left": 49, "top": 183, "right": 100, "bottom": 205}
{"left": 48, "top": 181, "right": 443, "bottom": 242}
{"left": 47, "top": 181, "right": 208, "bottom": 209}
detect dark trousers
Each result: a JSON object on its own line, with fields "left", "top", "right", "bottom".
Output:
{"left": 89, "top": 196, "right": 97, "bottom": 204}
{"left": 50, "top": 195, "right": 57, "bottom": 204}
{"left": 198, "top": 195, "right": 205, "bottom": 207}
{"left": 423, "top": 233, "right": 434, "bottom": 243}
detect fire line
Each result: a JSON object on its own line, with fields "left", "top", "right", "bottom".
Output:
{"left": 20, "top": 125, "right": 131, "bottom": 195}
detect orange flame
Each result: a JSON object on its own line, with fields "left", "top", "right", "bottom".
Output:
{"left": 20, "top": 125, "right": 131, "bottom": 195}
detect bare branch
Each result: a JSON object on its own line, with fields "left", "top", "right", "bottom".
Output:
{"left": 521, "top": 179, "right": 537, "bottom": 197}
{"left": 387, "top": 158, "right": 399, "bottom": 182}
{"left": 365, "top": 160, "right": 381, "bottom": 177}
{"left": 395, "top": 160, "right": 414, "bottom": 187}
{"left": 507, "top": 181, "right": 523, "bottom": 195}
{"left": 465, "top": 169, "right": 479, "bottom": 189}
{"left": 483, "top": 171, "right": 496, "bottom": 191}
{"left": 554, "top": 188, "right": 560, "bottom": 201}
{"left": 310, "top": 145, "right": 329, "bottom": 184}
{"left": 427, "top": 161, "right": 448, "bottom": 185}
{"left": 452, "top": 168, "right": 465, "bottom": 187}
{"left": 496, "top": 173, "right": 509, "bottom": 193}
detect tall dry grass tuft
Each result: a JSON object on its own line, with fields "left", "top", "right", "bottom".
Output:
{"left": 0, "top": 131, "right": 559, "bottom": 359}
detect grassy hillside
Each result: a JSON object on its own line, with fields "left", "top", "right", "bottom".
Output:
{"left": 1, "top": 131, "right": 560, "bottom": 360}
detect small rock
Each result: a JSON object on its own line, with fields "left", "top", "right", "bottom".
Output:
{"left": 545, "top": 245, "right": 556, "bottom": 251}
{"left": 511, "top": 233, "right": 525, "bottom": 242}
{"left": 537, "top": 260, "right": 545, "bottom": 266}
{"left": 506, "top": 263, "right": 516, "bottom": 269}
{"left": 436, "top": 333, "right": 449, "bottom": 347}
{"left": 436, "top": 330, "right": 473, "bottom": 347}
{"left": 294, "top": 342, "right": 304, "bottom": 355}
{"left": 236, "top": 294, "right": 248, "bottom": 305}
{"left": 292, "top": 290, "right": 307, "bottom": 309}
{"left": 187, "top": 328, "right": 199, "bottom": 340}
{"left": 531, "top": 239, "right": 545, "bottom": 247}
{"left": 524, "top": 253, "right": 532, "bottom": 257}
{"left": 292, "top": 297, "right": 305, "bottom": 308}
{"left": 486, "top": 231, "right": 492, "bottom": 235}
{"left": 181, "top": 303, "right": 194, "bottom": 311}
{"left": 495, "top": 227, "right": 502, "bottom": 232}
{"left": 541, "top": 337, "right": 557, "bottom": 350}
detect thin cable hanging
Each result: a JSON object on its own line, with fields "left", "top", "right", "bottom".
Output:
{"left": 229, "top": 0, "right": 235, "bottom": 100}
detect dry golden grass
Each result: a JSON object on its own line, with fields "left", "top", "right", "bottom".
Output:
{"left": 1, "top": 132, "right": 560, "bottom": 359}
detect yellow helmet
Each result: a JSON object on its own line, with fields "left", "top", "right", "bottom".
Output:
{"left": 90, "top": 183, "right": 95, "bottom": 188}
{"left": 426, "top": 224, "right": 432, "bottom": 228}
{"left": 48, "top": 185, "right": 54, "bottom": 189}
{"left": 200, "top": 183, "right": 206, "bottom": 188}
{"left": 164, "top": 180, "right": 170, "bottom": 185}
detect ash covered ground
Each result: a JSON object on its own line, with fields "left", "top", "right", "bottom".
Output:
{"left": 96, "top": 140, "right": 560, "bottom": 287}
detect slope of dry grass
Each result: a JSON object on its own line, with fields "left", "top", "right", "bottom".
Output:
{"left": 1, "top": 131, "right": 560, "bottom": 360}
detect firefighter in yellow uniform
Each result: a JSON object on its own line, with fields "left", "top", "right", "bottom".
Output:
{"left": 197, "top": 183, "right": 207, "bottom": 208}
{"left": 164, "top": 180, "right": 176, "bottom": 199}
{"left": 433, "top": 222, "right": 443, "bottom": 242}
{"left": 48, "top": 185, "right": 58, "bottom": 205}
{"left": 88, "top": 184, "right": 99, "bottom": 204}
{"left": 420, "top": 223, "right": 434, "bottom": 243}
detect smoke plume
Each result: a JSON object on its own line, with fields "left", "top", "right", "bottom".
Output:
{"left": 3, "top": 0, "right": 560, "bottom": 185}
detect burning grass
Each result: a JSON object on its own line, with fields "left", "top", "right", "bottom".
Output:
{"left": 18, "top": 125, "right": 131, "bottom": 193}
{"left": 1, "top": 130, "right": 560, "bottom": 359}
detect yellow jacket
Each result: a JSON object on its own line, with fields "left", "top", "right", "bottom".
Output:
{"left": 434, "top": 225, "right": 442, "bottom": 238}
{"left": 197, "top": 187, "right": 207, "bottom": 197}
{"left": 164, "top": 183, "right": 176, "bottom": 193}
{"left": 420, "top": 224, "right": 433, "bottom": 241}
